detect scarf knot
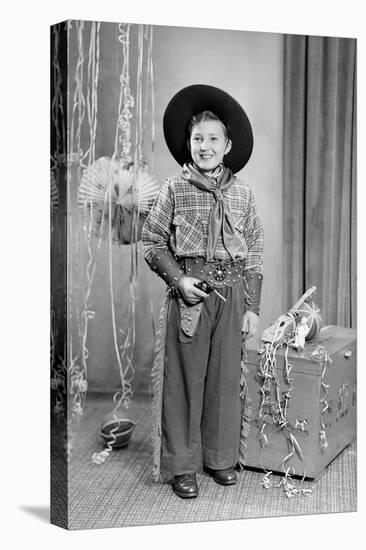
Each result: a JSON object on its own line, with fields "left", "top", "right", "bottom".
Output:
{"left": 213, "top": 189, "right": 224, "bottom": 202}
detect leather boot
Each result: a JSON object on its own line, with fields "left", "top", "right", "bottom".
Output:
{"left": 207, "top": 466, "right": 237, "bottom": 486}
{"left": 172, "top": 473, "right": 198, "bottom": 498}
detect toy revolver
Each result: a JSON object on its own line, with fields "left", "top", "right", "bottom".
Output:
{"left": 194, "top": 280, "right": 227, "bottom": 303}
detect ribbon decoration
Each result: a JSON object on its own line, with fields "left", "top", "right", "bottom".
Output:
{"left": 51, "top": 21, "right": 156, "bottom": 465}
{"left": 50, "top": 24, "right": 68, "bottom": 423}
{"left": 311, "top": 345, "right": 333, "bottom": 451}
{"left": 91, "top": 23, "right": 155, "bottom": 465}
{"left": 65, "top": 21, "right": 102, "bottom": 463}
{"left": 256, "top": 337, "right": 312, "bottom": 498}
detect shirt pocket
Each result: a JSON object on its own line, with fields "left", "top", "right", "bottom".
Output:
{"left": 173, "top": 212, "right": 204, "bottom": 256}
{"left": 232, "top": 214, "right": 248, "bottom": 257}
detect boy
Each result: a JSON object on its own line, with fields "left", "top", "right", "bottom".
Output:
{"left": 142, "top": 84, "right": 264, "bottom": 498}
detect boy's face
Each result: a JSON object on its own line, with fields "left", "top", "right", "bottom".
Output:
{"left": 189, "top": 120, "right": 232, "bottom": 172}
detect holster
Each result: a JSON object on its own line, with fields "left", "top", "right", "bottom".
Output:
{"left": 149, "top": 252, "right": 263, "bottom": 339}
{"left": 178, "top": 297, "right": 204, "bottom": 342}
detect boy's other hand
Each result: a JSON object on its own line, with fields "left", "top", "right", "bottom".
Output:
{"left": 178, "top": 276, "right": 209, "bottom": 305}
{"left": 242, "top": 311, "right": 259, "bottom": 339}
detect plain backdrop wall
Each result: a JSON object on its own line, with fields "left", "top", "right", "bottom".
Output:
{"left": 66, "top": 22, "right": 284, "bottom": 393}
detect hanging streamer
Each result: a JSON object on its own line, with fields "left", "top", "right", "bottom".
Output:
{"left": 51, "top": 24, "right": 67, "bottom": 168}
{"left": 256, "top": 325, "right": 313, "bottom": 498}
{"left": 90, "top": 23, "right": 137, "bottom": 465}
{"left": 52, "top": 21, "right": 157, "bottom": 464}
{"left": 90, "top": 23, "right": 157, "bottom": 465}
{"left": 50, "top": 23, "right": 68, "bottom": 424}
{"left": 311, "top": 345, "right": 333, "bottom": 450}
{"left": 67, "top": 21, "right": 87, "bottom": 447}
{"left": 77, "top": 21, "right": 102, "bottom": 421}
{"left": 61, "top": 21, "right": 102, "bottom": 463}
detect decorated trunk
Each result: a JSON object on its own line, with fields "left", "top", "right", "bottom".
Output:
{"left": 244, "top": 326, "right": 356, "bottom": 479}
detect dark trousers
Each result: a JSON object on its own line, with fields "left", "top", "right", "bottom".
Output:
{"left": 161, "top": 283, "right": 246, "bottom": 476}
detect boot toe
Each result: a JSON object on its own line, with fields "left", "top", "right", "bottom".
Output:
{"left": 211, "top": 467, "right": 237, "bottom": 486}
{"left": 173, "top": 474, "right": 199, "bottom": 498}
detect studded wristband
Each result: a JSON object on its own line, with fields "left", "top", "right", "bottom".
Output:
{"left": 243, "top": 271, "right": 263, "bottom": 315}
{"left": 149, "top": 249, "right": 184, "bottom": 288}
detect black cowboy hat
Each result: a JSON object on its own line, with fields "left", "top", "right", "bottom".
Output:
{"left": 163, "top": 84, "right": 253, "bottom": 174}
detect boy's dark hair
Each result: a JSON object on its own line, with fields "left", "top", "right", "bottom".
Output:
{"left": 187, "top": 110, "right": 229, "bottom": 140}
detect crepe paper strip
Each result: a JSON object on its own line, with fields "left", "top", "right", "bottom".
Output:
{"left": 109, "top": 36, "right": 137, "bottom": 405}
{"left": 91, "top": 416, "right": 119, "bottom": 466}
{"left": 295, "top": 418, "right": 308, "bottom": 432}
{"left": 90, "top": 25, "right": 158, "bottom": 466}
{"left": 147, "top": 26, "right": 155, "bottom": 173}
{"left": 70, "top": 21, "right": 86, "bottom": 162}
{"left": 81, "top": 21, "right": 101, "bottom": 168}
{"left": 289, "top": 433, "right": 305, "bottom": 464}
{"left": 52, "top": 22, "right": 156, "bottom": 465}
{"left": 66, "top": 23, "right": 92, "bottom": 461}
{"left": 319, "top": 429, "right": 329, "bottom": 450}
{"left": 50, "top": 27, "right": 68, "bottom": 425}
{"left": 92, "top": 411, "right": 136, "bottom": 466}
{"left": 92, "top": 450, "right": 111, "bottom": 465}
{"left": 51, "top": 24, "right": 67, "bottom": 164}
{"left": 108, "top": 180, "right": 131, "bottom": 409}
{"left": 282, "top": 474, "right": 312, "bottom": 499}
{"left": 255, "top": 310, "right": 332, "bottom": 497}
{"left": 261, "top": 471, "right": 273, "bottom": 489}
{"left": 54, "top": 399, "right": 65, "bottom": 416}
{"left": 256, "top": 340, "right": 312, "bottom": 498}
{"left": 115, "top": 23, "right": 134, "bottom": 163}
{"left": 78, "top": 22, "right": 102, "bottom": 416}
{"left": 311, "top": 345, "right": 333, "bottom": 452}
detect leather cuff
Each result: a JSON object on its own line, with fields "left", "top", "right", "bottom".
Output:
{"left": 149, "top": 249, "right": 184, "bottom": 288}
{"left": 243, "top": 271, "right": 263, "bottom": 315}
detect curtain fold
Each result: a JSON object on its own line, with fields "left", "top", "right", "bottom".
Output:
{"left": 283, "top": 35, "right": 357, "bottom": 328}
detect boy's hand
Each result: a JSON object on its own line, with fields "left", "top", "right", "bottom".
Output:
{"left": 242, "top": 311, "right": 259, "bottom": 339}
{"left": 178, "top": 276, "right": 209, "bottom": 305}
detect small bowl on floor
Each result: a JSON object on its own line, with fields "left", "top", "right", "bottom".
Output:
{"left": 99, "top": 413, "right": 136, "bottom": 449}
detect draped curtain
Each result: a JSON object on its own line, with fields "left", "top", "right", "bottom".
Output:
{"left": 283, "top": 35, "right": 357, "bottom": 328}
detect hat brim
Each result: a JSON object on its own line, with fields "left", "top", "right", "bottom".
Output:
{"left": 163, "top": 84, "right": 253, "bottom": 174}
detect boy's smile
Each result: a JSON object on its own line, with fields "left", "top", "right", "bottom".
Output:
{"left": 189, "top": 120, "right": 232, "bottom": 172}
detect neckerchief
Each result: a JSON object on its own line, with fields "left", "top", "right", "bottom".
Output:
{"left": 181, "top": 162, "right": 237, "bottom": 260}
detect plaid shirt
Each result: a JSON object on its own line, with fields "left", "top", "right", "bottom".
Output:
{"left": 142, "top": 172, "right": 264, "bottom": 273}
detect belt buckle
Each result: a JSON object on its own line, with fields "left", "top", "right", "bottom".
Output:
{"left": 213, "top": 264, "right": 226, "bottom": 282}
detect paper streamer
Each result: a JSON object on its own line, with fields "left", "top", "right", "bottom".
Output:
{"left": 257, "top": 339, "right": 312, "bottom": 498}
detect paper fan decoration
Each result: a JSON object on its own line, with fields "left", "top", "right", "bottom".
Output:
{"left": 50, "top": 170, "right": 59, "bottom": 214}
{"left": 78, "top": 156, "right": 159, "bottom": 245}
{"left": 296, "top": 300, "right": 323, "bottom": 340}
